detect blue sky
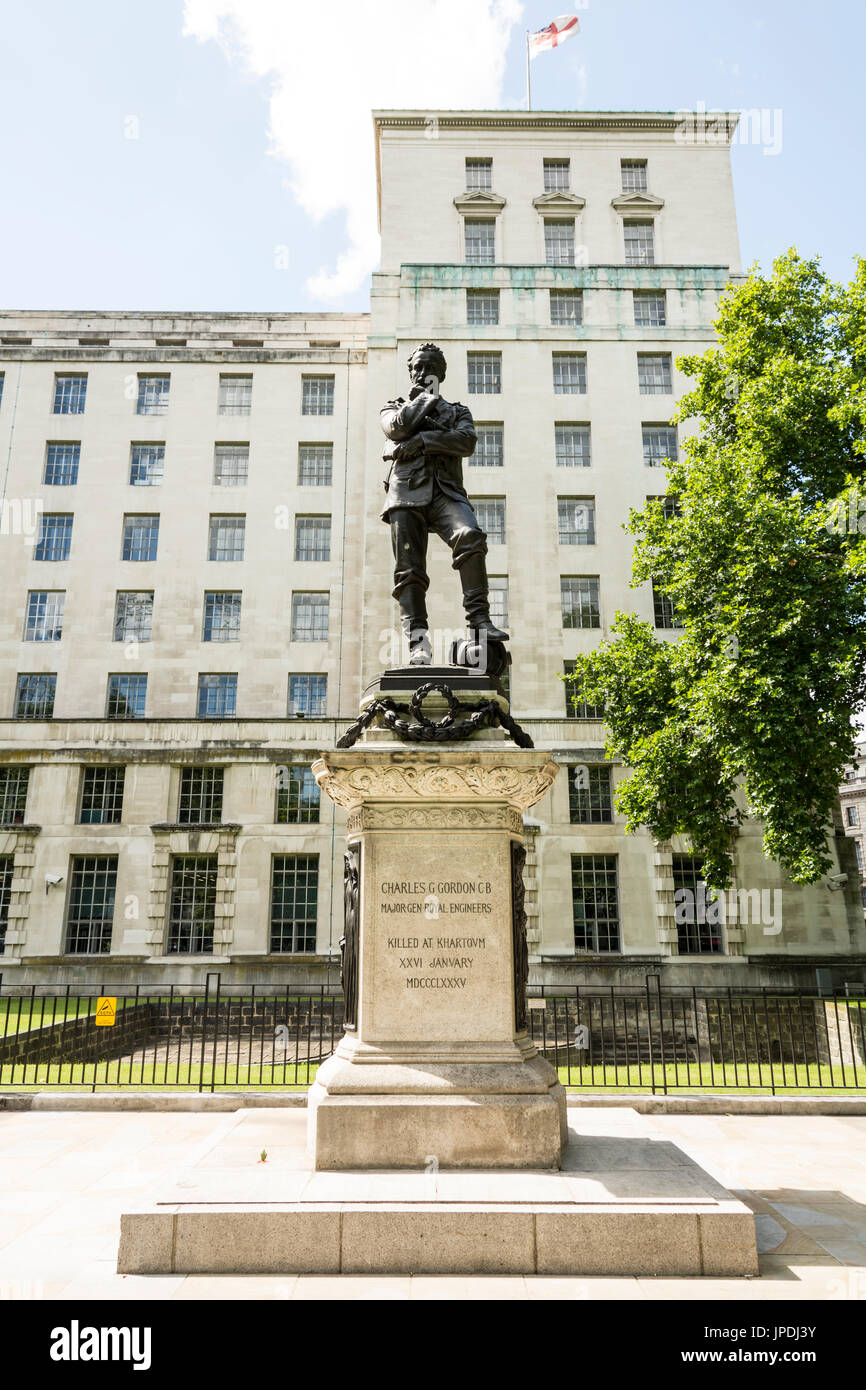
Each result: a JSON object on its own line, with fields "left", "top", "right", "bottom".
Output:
{"left": 0, "top": 0, "right": 862, "bottom": 312}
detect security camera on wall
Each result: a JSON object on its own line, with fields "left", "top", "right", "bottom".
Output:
{"left": 44, "top": 873, "right": 64, "bottom": 891}
{"left": 827, "top": 873, "right": 849, "bottom": 891}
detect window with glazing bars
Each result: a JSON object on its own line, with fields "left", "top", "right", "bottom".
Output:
{"left": 558, "top": 498, "right": 595, "bottom": 545}
{"left": 291, "top": 592, "right": 329, "bottom": 641}
{"left": 53, "top": 375, "right": 87, "bottom": 414}
{"left": 0, "top": 374, "right": 4, "bottom": 408}
{"left": 213, "top": 445, "right": 249, "bottom": 486}
{"left": 488, "top": 577, "right": 509, "bottom": 627}
{"left": 24, "top": 591, "right": 64, "bottom": 641}
{"left": 167, "top": 855, "right": 217, "bottom": 954}
{"left": 288, "top": 674, "right": 327, "bottom": 716}
{"left": 466, "top": 290, "right": 499, "bottom": 325}
{"left": 471, "top": 498, "right": 505, "bottom": 544}
{"left": 218, "top": 374, "right": 252, "bottom": 415}
{"left": 569, "top": 764, "right": 613, "bottom": 823}
{"left": 122, "top": 515, "right": 159, "bottom": 561}
{"left": 464, "top": 219, "right": 495, "bottom": 265}
{"left": 276, "top": 765, "right": 320, "bottom": 823}
{"left": 178, "top": 766, "right": 224, "bottom": 823}
{"left": 270, "top": 854, "right": 319, "bottom": 952}
{"left": 624, "top": 220, "right": 654, "bottom": 265}
{"left": 203, "top": 592, "right": 241, "bottom": 642}
{"left": 561, "top": 576, "right": 600, "bottom": 628}
{"left": 652, "top": 579, "right": 683, "bottom": 629}
{"left": 0, "top": 855, "right": 12, "bottom": 947}
{"left": 465, "top": 158, "right": 492, "bottom": 190}
{"left": 107, "top": 674, "right": 146, "bottom": 720}
{"left": 847, "top": 806, "right": 859, "bottom": 827}
{"left": 555, "top": 424, "right": 591, "bottom": 467}
{"left": 642, "top": 425, "right": 677, "bottom": 465}
{"left": 298, "top": 444, "right": 333, "bottom": 486}
{"left": 543, "top": 158, "right": 570, "bottom": 191}
{"left": 44, "top": 442, "right": 80, "bottom": 484}
{"left": 34, "top": 514, "right": 73, "bottom": 561}
{"left": 467, "top": 353, "right": 501, "bottom": 394}
{"left": 638, "top": 354, "right": 672, "bottom": 394}
{"left": 550, "top": 291, "right": 582, "bottom": 326}
{"left": 301, "top": 377, "right": 334, "bottom": 415}
{"left": 621, "top": 159, "right": 648, "bottom": 191}
{"left": 114, "top": 591, "right": 153, "bottom": 642}
{"left": 553, "top": 354, "right": 586, "bottom": 394}
{"left": 79, "top": 766, "right": 125, "bottom": 824}
{"left": 0, "top": 767, "right": 30, "bottom": 823}
{"left": 633, "top": 292, "right": 666, "bottom": 327}
{"left": 15, "top": 674, "right": 56, "bottom": 719}
{"left": 563, "top": 660, "right": 604, "bottom": 719}
{"left": 572, "top": 854, "right": 620, "bottom": 952}
{"left": 130, "top": 443, "right": 165, "bottom": 486}
{"left": 646, "top": 494, "right": 679, "bottom": 521}
{"left": 208, "top": 515, "right": 245, "bottom": 561}
{"left": 673, "top": 854, "right": 723, "bottom": 954}
{"left": 136, "top": 375, "right": 170, "bottom": 415}
{"left": 295, "top": 516, "right": 331, "bottom": 561}
{"left": 65, "top": 856, "right": 117, "bottom": 954}
{"left": 544, "top": 219, "right": 575, "bottom": 266}
{"left": 197, "top": 674, "right": 237, "bottom": 718}
{"left": 472, "top": 424, "right": 503, "bottom": 466}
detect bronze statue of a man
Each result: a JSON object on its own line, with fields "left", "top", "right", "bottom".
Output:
{"left": 380, "top": 342, "right": 510, "bottom": 665}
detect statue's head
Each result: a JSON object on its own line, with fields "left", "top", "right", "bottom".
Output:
{"left": 408, "top": 342, "right": 447, "bottom": 388}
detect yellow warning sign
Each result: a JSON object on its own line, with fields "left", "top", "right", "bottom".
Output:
{"left": 95, "top": 996, "right": 117, "bottom": 1027}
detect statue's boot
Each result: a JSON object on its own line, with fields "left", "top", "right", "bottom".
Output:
{"left": 458, "top": 553, "right": 510, "bottom": 643}
{"left": 399, "top": 584, "right": 432, "bottom": 666}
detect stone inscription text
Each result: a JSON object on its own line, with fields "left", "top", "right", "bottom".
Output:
{"left": 380, "top": 878, "right": 493, "bottom": 990}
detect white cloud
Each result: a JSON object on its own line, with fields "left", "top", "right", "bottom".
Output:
{"left": 183, "top": 0, "right": 523, "bottom": 302}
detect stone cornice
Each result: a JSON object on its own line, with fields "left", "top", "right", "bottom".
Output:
{"left": 453, "top": 189, "right": 506, "bottom": 215}
{"left": 312, "top": 750, "right": 558, "bottom": 811}
{"left": 610, "top": 192, "right": 665, "bottom": 216}
{"left": 532, "top": 192, "right": 586, "bottom": 213}
{"left": 374, "top": 110, "right": 740, "bottom": 137}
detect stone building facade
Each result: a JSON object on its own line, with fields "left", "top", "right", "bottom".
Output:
{"left": 840, "top": 743, "right": 866, "bottom": 921}
{"left": 0, "top": 109, "right": 863, "bottom": 989}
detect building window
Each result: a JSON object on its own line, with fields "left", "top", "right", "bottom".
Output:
{"left": 270, "top": 854, "right": 319, "bottom": 953}
{"left": 544, "top": 219, "right": 575, "bottom": 266}
{"left": 291, "top": 592, "right": 329, "bottom": 642}
{"left": 558, "top": 497, "right": 595, "bottom": 545}
{"left": 555, "top": 424, "right": 591, "bottom": 467}
{"left": 136, "top": 375, "right": 170, "bottom": 416}
{"left": 856, "top": 842, "right": 864, "bottom": 872}
{"left": 203, "top": 592, "right": 241, "bottom": 642}
{"left": 563, "top": 660, "right": 604, "bottom": 720}
{"left": 464, "top": 219, "right": 495, "bottom": 266}
{"left": 621, "top": 159, "right": 648, "bottom": 192}
{"left": 642, "top": 424, "right": 678, "bottom": 465}
{"left": 561, "top": 576, "right": 600, "bottom": 629}
{"left": 0, "top": 374, "right": 4, "bottom": 408}
{"left": 107, "top": 674, "right": 146, "bottom": 720}
{"left": 295, "top": 515, "right": 331, "bottom": 562}
{"left": 34, "top": 514, "right": 73, "bottom": 562}
{"left": 471, "top": 498, "right": 506, "bottom": 545}
{"left": 114, "top": 591, "right": 153, "bottom": 642}
{"left": 24, "top": 591, "right": 64, "bottom": 642}
{"left": 633, "top": 291, "right": 666, "bottom": 327}
{"left": 122, "top": 514, "right": 160, "bottom": 562}
{"left": 572, "top": 854, "right": 621, "bottom": 952}
{"left": 465, "top": 157, "right": 492, "bottom": 190}
{"left": 44, "top": 442, "right": 80, "bottom": 485}
{"left": 79, "top": 767, "right": 125, "bottom": 825}
{"left": 15, "top": 674, "right": 56, "bottom": 719}
{"left": 276, "top": 766, "right": 320, "bottom": 824}
{"left": 301, "top": 376, "right": 335, "bottom": 415}
{"left": 197, "top": 674, "right": 237, "bottom": 718}
{"left": 218, "top": 374, "right": 252, "bottom": 415}
{"left": 472, "top": 424, "right": 503, "bottom": 466}
{"left": 543, "top": 158, "right": 570, "bottom": 191}
{"left": 550, "top": 291, "right": 582, "bottom": 326}
{"left": 130, "top": 443, "right": 165, "bottom": 486}
{"left": 213, "top": 445, "right": 249, "bottom": 487}
{"left": 638, "top": 354, "right": 672, "bottom": 395}
{"left": 298, "top": 444, "right": 333, "bottom": 486}
{"left": 467, "top": 353, "right": 501, "bottom": 394}
{"left": 652, "top": 580, "right": 683, "bottom": 629}
{"left": 64, "top": 856, "right": 117, "bottom": 954}
{"left": 847, "top": 805, "right": 859, "bottom": 827}
{"left": 288, "top": 673, "right": 327, "bottom": 716}
{"left": 53, "top": 375, "right": 87, "bottom": 414}
{"left": 467, "top": 290, "right": 500, "bottom": 325}
{"left": 208, "top": 515, "right": 245, "bottom": 562}
{"left": 0, "top": 767, "right": 30, "bottom": 824}
{"left": 167, "top": 855, "right": 217, "bottom": 955}
{"left": 178, "top": 766, "right": 224, "bottom": 824}
{"left": 488, "top": 577, "right": 509, "bottom": 628}
{"left": 646, "top": 494, "right": 679, "bottom": 522}
{"left": 624, "top": 220, "right": 655, "bottom": 266}
{"left": 569, "top": 764, "right": 613, "bottom": 823}
{"left": 553, "top": 353, "right": 587, "bottom": 394}
{"left": 673, "top": 854, "right": 723, "bottom": 954}
{"left": 0, "top": 855, "right": 12, "bottom": 949}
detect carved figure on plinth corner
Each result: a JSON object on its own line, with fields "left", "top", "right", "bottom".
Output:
{"left": 511, "top": 841, "right": 529, "bottom": 1033}
{"left": 340, "top": 845, "right": 360, "bottom": 1029}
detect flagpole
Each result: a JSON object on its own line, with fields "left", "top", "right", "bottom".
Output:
{"left": 525, "top": 31, "right": 532, "bottom": 111}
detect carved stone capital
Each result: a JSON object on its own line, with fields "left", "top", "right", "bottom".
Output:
{"left": 313, "top": 750, "right": 558, "bottom": 812}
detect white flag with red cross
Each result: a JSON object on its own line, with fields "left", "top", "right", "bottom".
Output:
{"left": 529, "top": 14, "right": 581, "bottom": 58}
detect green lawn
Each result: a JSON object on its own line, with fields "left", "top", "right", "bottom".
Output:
{"left": 0, "top": 998, "right": 113, "bottom": 1036}
{"left": 554, "top": 1060, "right": 866, "bottom": 1095}
{"left": 0, "top": 1060, "right": 320, "bottom": 1091}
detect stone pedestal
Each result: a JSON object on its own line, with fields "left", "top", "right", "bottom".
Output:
{"left": 308, "top": 737, "right": 566, "bottom": 1170}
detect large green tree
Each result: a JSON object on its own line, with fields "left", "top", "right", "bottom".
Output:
{"left": 569, "top": 252, "right": 866, "bottom": 888}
